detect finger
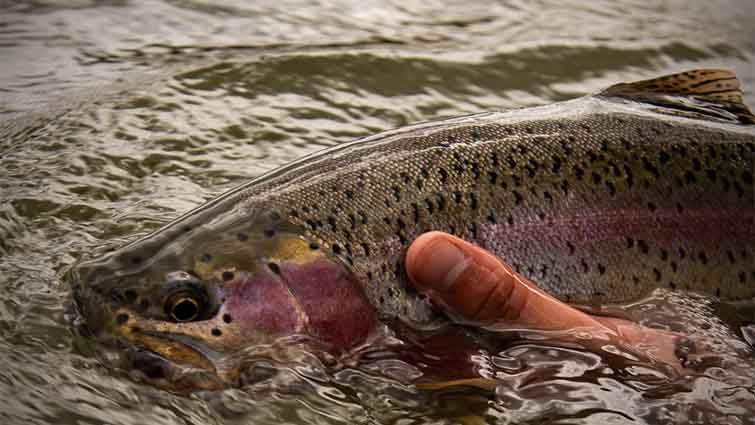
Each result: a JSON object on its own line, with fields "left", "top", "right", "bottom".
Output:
{"left": 405, "top": 232, "right": 605, "bottom": 330}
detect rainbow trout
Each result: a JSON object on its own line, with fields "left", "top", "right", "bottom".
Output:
{"left": 71, "top": 69, "right": 754, "bottom": 390}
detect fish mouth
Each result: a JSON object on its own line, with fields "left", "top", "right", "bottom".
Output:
{"left": 104, "top": 329, "right": 228, "bottom": 392}
{"left": 122, "top": 346, "right": 225, "bottom": 392}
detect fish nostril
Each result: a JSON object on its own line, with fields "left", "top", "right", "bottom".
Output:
{"left": 124, "top": 290, "right": 138, "bottom": 303}
{"left": 116, "top": 313, "right": 129, "bottom": 325}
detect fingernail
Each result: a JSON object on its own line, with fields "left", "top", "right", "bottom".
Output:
{"left": 407, "top": 235, "right": 466, "bottom": 292}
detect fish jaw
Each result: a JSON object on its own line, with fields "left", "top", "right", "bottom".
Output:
{"left": 70, "top": 234, "right": 379, "bottom": 391}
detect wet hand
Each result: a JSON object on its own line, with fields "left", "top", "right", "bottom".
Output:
{"left": 405, "top": 231, "right": 698, "bottom": 371}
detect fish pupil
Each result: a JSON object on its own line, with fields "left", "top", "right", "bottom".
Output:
{"left": 171, "top": 298, "right": 200, "bottom": 322}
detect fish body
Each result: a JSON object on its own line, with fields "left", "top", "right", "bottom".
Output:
{"left": 70, "top": 69, "right": 755, "bottom": 389}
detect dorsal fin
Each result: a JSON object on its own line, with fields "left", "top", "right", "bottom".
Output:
{"left": 598, "top": 69, "right": 755, "bottom": 124}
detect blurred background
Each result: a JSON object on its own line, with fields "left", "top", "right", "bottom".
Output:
{"left": 1, "top": 1, "right": 753, "bottom": 424}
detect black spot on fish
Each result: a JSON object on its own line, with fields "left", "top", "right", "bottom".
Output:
{"left": 345, "top": 190, "right": 354, "bottom": 199}
{"left": 678, "top": 248, "right": 686, "bottom": 259}
{"left": 289, "top": 209, "right": 299, "bottom": 219}
{"left": 551, "top": 156, "right": 562, "bottom": 173}
{"left": 264, "top": 229, "right": 275, "bottom": 238}
{"left": 669, "top": 282, "right": 677, "bottom": 290}
{"left": 642, "top": 158, "right": 659, "bottom": 179}
{"left": 361, "top": 242, "right": 371, "bottom": 257}
{"left": 327, "top": 216, "right": 337, "bottom": 231}
{"left": 597, "top": 264, "right": 606, "bottom": 275}
{"left": 525, "top": 164, "right": 536, "bottom": 178}
{"left": 653, "top": 268, "right": 661, "bottom": 281}
{"left": 727, "top": 250, "right": 736, "bottom": 264}
{"left": 268, "top": 263, "right": 280, "bottom": 274}
{"left": 698, "top": 252, "right": 708, "bottom": 265}
{"left": 131, "top": 256, "right": 142, "bottom": 265}
{"left": 739, "top": 272, "right": 746, "bottom": 284}
{"left": 658, "top": 151, "right": 671, "bottom": 165}
{"left": 716, "top": 288, "right": 721, "bottom": 297}
{"left": 660, "top": 249, "right": 668, "bottom": 261}
{"left": 468, "top": 222, "right": 478, "bottom": 238}
{"left": 573, "top": 165, "right": 584, "bottom": 180}
{"left": 581, "top": 259, "right": 589, "bottom": 273}
{"left": 412, "top": 204, "right": 420, "bottom": 223}
{"left": 436, "top": 195, "right": 446, "bottom": 211}
{"left": 512, "top": 191, "right": 523, "bottom": 205}
{"left": 471, "top": 163, "right": 481, "bottom": 180}
{"left": 223, "top": 314, "right": 232, "bottom": 324}
{"left": 124, "top": 290, "right": 137, "bottom": 303}
{"left": 692, "top": 158, "right": 702, "bottom": 171}
{"left": 396, "top": 218, "right": 406, "bottom": 229}
{"left": 182, "top": 226, "right": 192, "bottom": 233}
{"left": 624, "top": 165, "right": 634, "bottom": 188}
{"left": 637, "top": 240, "right": 649, "bottom": 254}
{"left": 676, "top": 203, "right": 684, "bottom": 214}
{"left": 306, "top": 219, "right": 318, "bottom": 229}
{"left": 424, "top": 198, "right": 435, "bottom": 215}
{"left": 591, "top": 172, "right": 601, "bottom": 185}
{"left": 332, "top": 244, "right": 342, "bottom": 255}
{"left": 452, "top": 191, "right": 462, "bottom": 204}
{"left": 211, "top": 328, "right": 222, "bottom": 337}
{"left": 626, "top": 237, "right": 634, "bottom": 248}
{"left": 566, "top": 241, "right": 575, "bottom": 255}
{"left": 237, "top": 233, "right": 248, "bottom": 242}
{"left": 222, "top": 271, "right": 234, "bottom": 281}
{"left": 734, "top": 181, "right": 744, "bottom": 198}
{"left": 116, "top": 313, "right": 129, "bottom": 325}
{"left": 438, "top": 168, "right": 448, "bottom": 183}
{"left": 392, "top": 186, "right": 401, "bottom": 202}
{"left": 506, "top": 215, "right": 514, "bottom": 226}
{"left": 486, "top": 213, "right": 496, "bottom": 223}
{"left": 309, "top": 242, "right": 319, "bottom": 250}
{"left": 685, "top": 171, "right": 697, "bottom": 185}
{"left": 137, "top": 299, "right": 149, "bottom": 312}
{"left": 743, "top": 170, "right": 753, "bottom": 185}
{"left": 647, "top": 202, "right": 657, "bottom": 212}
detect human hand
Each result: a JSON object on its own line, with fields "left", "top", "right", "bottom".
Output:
{"left": 405, "top": 231, "right": 698, "bottom": 371}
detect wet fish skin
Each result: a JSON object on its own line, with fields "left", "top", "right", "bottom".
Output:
{"left": 69, "top": 69, "right": 755, "bottom": 389}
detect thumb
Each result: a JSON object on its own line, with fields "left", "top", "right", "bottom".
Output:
{"left": 405, "top": 231, "right": 525, "bottom": 324}
{"left": 405, "top": 232, "right": 606, "bottom": 330}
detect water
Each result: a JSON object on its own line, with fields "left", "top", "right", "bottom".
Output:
{"left": 1, "top": 1, "right": 754, "bottom": 423}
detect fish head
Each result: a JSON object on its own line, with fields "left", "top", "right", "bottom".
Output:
{"left": 69, "top": 212, "right": 377, "bottom": 391}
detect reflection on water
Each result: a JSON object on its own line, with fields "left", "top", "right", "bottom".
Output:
{"left": 1, "top": 1, "right": 754, "bottom": 424}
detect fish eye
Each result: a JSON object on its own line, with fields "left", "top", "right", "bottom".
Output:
{"left": 161, "top": 271, "right": 215, "bottom": 322}
{"left": 168, "top": 294, "right": 202, "bottom": 322}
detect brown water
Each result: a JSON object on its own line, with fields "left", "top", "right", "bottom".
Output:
{"left": 1, "top": 1, "right": 754, "bottom": 424}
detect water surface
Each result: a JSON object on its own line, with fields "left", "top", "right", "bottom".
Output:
{"left": 1, "top": 1, "right": 754, "bottom": 424}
